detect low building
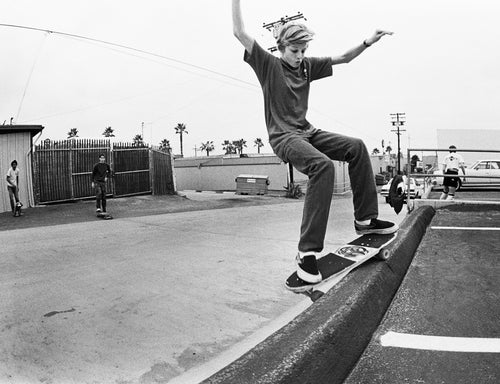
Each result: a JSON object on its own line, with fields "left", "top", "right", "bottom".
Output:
{"left": 174, "top": 154, "right": 350, "bottom": 194}
{"left": 1, "top": 125, "right": 44, "bottom": 213}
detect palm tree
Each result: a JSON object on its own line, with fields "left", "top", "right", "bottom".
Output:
{"left": 233, "top": 139, "right": 247, "bottom": 155}
{"left": 159, "top": 139, "right": 171, "bottom": 152}
{"left": 254, "top": 138, "right": 264, "bottom": 154}
{"left": 133, "top": 134, "right": 145, "bottom": 147}
{"left": 67, "top": 128, "right": 79, "bottom": 139}
{"left": 200, "top": 141, "right": 215, "bottom": 156}
{"left": 372, "top": 148, "right": 380, "bottom": 155}
{"left": 102, "top": 126, "right": 115, "bottom": 137}
{"left": 222, "top": 140, "right": 236, "bottom": 155}
{"left": 174, "top": 123, "right": 188, "bottom": 157}
{"left": 385, "top": 145, "right": 393, "bottom": 156}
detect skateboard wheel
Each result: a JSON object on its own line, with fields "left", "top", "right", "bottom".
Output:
{"left": 377, "top": 249, "right": 391, "bottom": 261}
{"left": 309, "top": 291, "right": 324, "bottom": 302}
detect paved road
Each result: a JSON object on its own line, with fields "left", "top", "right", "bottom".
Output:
{"left": 0, "top": 192, "right": 404, "bottom": 384}
{"left": 345, "top": 204, "right": 500, "bottom": 384}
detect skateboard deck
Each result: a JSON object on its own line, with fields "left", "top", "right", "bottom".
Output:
{"left": 285, "top": 233, "right": 397, "bottom": 302}
{"left": 13, "top": 202, "right": 22, "bottom": 217}
{"left": 96, "top": 212, "right": 113, "bottom": 220}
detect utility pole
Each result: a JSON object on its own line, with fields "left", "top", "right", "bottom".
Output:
{"left": 390, "top": 113, "right": 406, "bottom": 174}
{"left": 263, "top": 12, "right": 307, "bottom": 52}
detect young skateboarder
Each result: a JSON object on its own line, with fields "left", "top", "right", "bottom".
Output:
{"left": 6, "top": 160, "right": 22, "bottom": 216}
{"left": 440, "top": 145, "right": 465, "bottom": 200}
{"left": 91, "top": 154, "right": 111, "bottom": 213}
{"left": 232, "top": 0, "right": 398, "bottom": 284}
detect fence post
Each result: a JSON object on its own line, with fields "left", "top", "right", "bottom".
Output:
{"left": 69, "top": 141, "right": 75, "bottom": 199}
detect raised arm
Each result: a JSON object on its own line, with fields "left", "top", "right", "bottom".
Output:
{"left": 331, "top": 29, "right": 393, "bottom": 65}
{"left": 232, "top": 0, "right": 255, "bottom": 53}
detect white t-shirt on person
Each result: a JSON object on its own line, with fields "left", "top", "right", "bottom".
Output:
{"left": 6, "top": 167, "right": 19, "bottom": 188}
{"left": 442, "top": 153, "right": 464, "bottom": 171}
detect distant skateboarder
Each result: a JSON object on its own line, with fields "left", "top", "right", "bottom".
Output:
{"left": 91, "top": 154, "right": 111, "bottom": 214}
{"left": 232, "top": 0, "right": 398, "bottom": 284}
{"left": 440, "top": 145, "right": 465, "bottom": 200}
{"left": 6, "top": 160, "right": 22, "bottom": 216}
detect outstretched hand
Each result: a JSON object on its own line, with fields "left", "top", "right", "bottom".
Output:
{"left": 366, "top": 30, "right": 393, "bottom": 46}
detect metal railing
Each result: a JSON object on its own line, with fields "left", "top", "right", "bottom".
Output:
{"left": 405, "top": 148, "right": 500, "bottom": 211}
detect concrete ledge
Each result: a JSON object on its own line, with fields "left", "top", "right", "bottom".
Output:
{"left": 203, "top": 205, "right": 435, "bottom": 384}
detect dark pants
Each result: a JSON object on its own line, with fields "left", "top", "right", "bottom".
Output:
{"left": 7, "top": 186, "right": 20, "bottom": 212}
{"left": 95, "top": 181, "right": 107, "bottom": 212}
{"left": 443, "top": 169, "right": 460, "bottom": 189}
{"left": 276, "top": 129, "right": 378, "bottom": 253}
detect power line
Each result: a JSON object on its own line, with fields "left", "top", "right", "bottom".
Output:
{"left": 0, "top": 23, "right": 258, "bottom": 88}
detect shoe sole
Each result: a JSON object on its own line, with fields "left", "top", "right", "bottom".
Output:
{"left": 355, "top": 226, "right": 399, "bottom": 236}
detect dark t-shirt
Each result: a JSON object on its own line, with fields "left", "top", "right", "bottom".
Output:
{"left": 92, "top": 162, "right": 111, "bottom": 182}
{"left": 244, "top": 41, "right": 333, "bottom": 153}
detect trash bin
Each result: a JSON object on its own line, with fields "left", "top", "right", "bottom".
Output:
{"left": 235, "top": 174, "right": 270, "bottom": 195}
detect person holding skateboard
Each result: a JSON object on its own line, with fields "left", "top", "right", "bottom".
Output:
{"left": 91, "top": 154, "right": 111, "bottom": 214}
{"left": 232, "top": 0, "right": 398, "bottom": 284}
{"left": 6, "top": 160, "right": 22, "bottom": 216}
{"left": 440, "top": 145, "right": 465, "bottom": 201}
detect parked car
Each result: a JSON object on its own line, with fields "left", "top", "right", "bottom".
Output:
{"left": 380, "top": 176, "right": 424, "bottom": 203}
{"left": 432, "top": 160, "right": 500, "bottom": 190}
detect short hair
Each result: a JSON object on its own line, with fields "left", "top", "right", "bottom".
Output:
{"left": 449, "top": 145, "right": 457, "bottom": 152}
{"left": 11, "top": 160, "right": 17, "bottom": 166}
{"left": 276, "top": 23, "right": 315, "bottom": 52}
{"left": 99, "top": 153, "right": 105, "bottom": 158}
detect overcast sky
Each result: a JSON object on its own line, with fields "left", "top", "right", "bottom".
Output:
{"left": 2, "top": 0, "right": 500, "bottom": 156}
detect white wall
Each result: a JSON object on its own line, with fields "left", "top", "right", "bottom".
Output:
{"left": 437, "top": 129, "right": 500, "bottom": 166}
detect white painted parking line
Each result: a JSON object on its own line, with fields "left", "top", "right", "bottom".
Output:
{"left": 431, "top": 226, "right": 500, "bottom": 231}
{"left": 380, "top": 331, "right": 500, "bottom": 353}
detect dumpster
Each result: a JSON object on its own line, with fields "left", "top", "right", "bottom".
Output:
{"left": 235, "top": 174, "right": 270, "bottom": 195}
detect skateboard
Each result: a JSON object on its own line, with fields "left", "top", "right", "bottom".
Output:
{"left": 285, "top": 233, "right": 397, "bottom": 302}
{"left": 96, "top": 212, "right": 113, "bottom": 220}
{"left": 13, "top": 202, "right": 23, "bottom": 217}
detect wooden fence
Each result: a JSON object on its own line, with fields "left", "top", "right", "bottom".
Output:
{"left": 33, "top": 139, "right": 175, "bottom": 204}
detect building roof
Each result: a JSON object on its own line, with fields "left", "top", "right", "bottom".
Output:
{"left": 0, "top": 125, "right": 44, "bottom": 137}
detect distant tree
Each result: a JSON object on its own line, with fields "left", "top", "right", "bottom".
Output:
{"left": 233, "top": 139, "right": 247, "bottom": 155}
{"left": 200, "top": 141, "right": 215, "bottom": 156}
{"left": 385, "top": 145, "right": 393, "bottom": 155}
{"left": 222, "top": 140, "right": 236, "bottom": 155}
{"left": 372, "top": 148, "right": 380, "bottom": 155}
{"left": 132, "top": 134, "right": 145, "bottom": 147}
{"left": 254, "top": 138, "right": 264, "bottom": 154}
{"left": 67, "top": 128, "right": 79, "bottom": 139}
{"left": 102, "top": 126, "right": 115, "bottom": 137}
{"left": 174, "top": 123, "right": 188, "bottom": 157}
{"left": 159, "top": 138, "right": 171, "bottom": 152}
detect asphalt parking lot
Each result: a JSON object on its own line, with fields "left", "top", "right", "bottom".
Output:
{"left": 345, "top": 203, "right": 500, "bottom": 384}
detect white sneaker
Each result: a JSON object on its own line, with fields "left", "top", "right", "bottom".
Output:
{"left": 96, "top": 208, "right": 102, "bottom": 212}
{"left": 446, "top": 195, "right": 455, "bottom": 201}
{"left": 296, "top": 253, "right": 322, "bottom": 284}
{"left": 440, "top": 193, "right": 448, "bottom": 200}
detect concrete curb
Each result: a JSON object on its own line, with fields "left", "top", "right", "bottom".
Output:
{"left": 202, "top": 205, "right": 435, "bottom": 384}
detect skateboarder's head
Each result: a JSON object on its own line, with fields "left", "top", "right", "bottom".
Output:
{"left": 448, "top": 145, "right": 457, "bottom": 153}
{"left": 99, "top": 154, "right": 106, "bottom": 163}
{"left": 276, "top": 23, "right": 314, "bottom": 67}
{"left": 10, "top": 160, "right": 17, "bottom": 169}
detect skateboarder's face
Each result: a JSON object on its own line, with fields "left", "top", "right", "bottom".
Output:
{"left": 281, "top": 43, "right": 308, "bottom": 68}
{"left": 99, "top": 156, "right": 105, "bottom": 163}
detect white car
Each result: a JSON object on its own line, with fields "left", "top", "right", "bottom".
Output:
{"left": 380, "top": 176, "right": 423, "bottom": 203}
{"left": 432, "top": 160, "right": 500, "bottom": 190}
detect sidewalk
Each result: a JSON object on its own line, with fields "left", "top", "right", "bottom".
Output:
{"left": 0, "top": 191, "right": 404, "bottom": 383}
